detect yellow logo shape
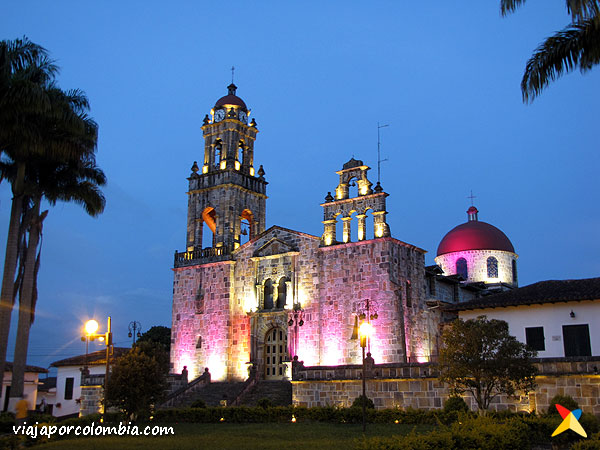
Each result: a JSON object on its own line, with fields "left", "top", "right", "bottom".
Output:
{"left": 551, "top": 404, "right": 587, "bottom": 438}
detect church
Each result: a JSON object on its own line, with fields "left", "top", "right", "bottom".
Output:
{"left": 169, "top": 83, "right": 520, "bottom": 383}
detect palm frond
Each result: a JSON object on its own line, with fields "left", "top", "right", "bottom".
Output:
{"left": 566, "top": 0, "right": 600, "bottom": 21}
{"left": 500, "top": 0, "right": 528, "bottom": 16}
{"left": 522, "top": 17, "right": 600, "bottom": 102}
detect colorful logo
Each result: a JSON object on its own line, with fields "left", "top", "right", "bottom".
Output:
{"left": 551, "top": 404, "right": 587, "bottom": 438}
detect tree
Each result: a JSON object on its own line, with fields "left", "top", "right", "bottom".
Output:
{"left": 0, "top": 37, "right": 58, "bottom": 380}
{"left": 106, "top": 347, "right": 167, "bottom": 420}
{"left": 2, "top": 156, "right": 105, "bottom": 397}
{"left": 439, "top": 316, "right": 537, "bottom": 411}
{"left": 500, "top": 0, "right": 600, "bottom": 102}
{"left": 0, "top": 37, "right": 103, "bottom": 392}
{"left": 137, "top": 326, "right": 171, "bottom": 352}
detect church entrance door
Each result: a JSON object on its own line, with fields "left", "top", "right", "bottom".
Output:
{"left": 264, "top": 327, "right": 287, "bottom": 380}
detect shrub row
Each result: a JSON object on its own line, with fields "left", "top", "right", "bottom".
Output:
{"left": 153, "top": 405, "right": 466, "bottom": 425}
{"left": 357, "top": 413, "right": 600, "bottom": 450}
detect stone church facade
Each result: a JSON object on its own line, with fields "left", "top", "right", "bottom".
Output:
{"left": 170, "top": 84, "right": 435, "bottom": 382}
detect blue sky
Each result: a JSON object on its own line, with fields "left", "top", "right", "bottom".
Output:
{"left": 2, "top": 1, "right": 599, "bottom": 369}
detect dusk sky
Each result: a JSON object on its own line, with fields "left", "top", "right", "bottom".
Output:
{"left": 2, "top": 1, "right": 599, "bottom": 370}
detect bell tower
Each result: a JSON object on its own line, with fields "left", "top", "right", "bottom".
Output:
{"left": 183, "top": 84, "right": 267, "bottom": 259}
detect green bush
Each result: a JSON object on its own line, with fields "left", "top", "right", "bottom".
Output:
{"left": 256, "top": 398, "right": 273, "bottom": 409}
{"left": 190, "top": 399, "right": 206, "bottom": 408}
{"left": 443, "top": 396, "right": 469, "bottom": 414}
{"left": 351, "top": 395, "right": 374, "bottom": 409}
{"left": 547, "top": 394, "right": 579, "bottom": 415}
{"left": 0, "top": 412, "right": 15, "bottom": 433}
{"left": 572, "top": 432, "right": 600, "bottom": 450}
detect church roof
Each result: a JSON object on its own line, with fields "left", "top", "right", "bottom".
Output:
{"left": 450, "top": 277, "right": 600, "bottom": 311}
{"left": 437, "top": 206, "right": 515, "bottom": 256}
{"left": 214, "top": 83, "right": 247, "bottom": 111}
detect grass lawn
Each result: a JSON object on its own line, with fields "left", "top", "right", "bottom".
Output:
{"left": 38, "top": 422, "right": 434, "bottom": 450}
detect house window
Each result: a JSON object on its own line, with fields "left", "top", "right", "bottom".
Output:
{"left": 563, "top": 324, "right": 591, "bottom": 357}
{"left": 525, "top": 327, "right": 545, "bottom": 351}
{"left": 487, "top": 257, "right": 498, "bottom": 278}
{"left": 64, "top": 377, "right": 74, "bottom": 400}
{"left": 456, "top": 258, "right": 468, "bottom": 279}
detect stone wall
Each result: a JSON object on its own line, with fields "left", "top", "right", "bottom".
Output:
{"left": 292, "top": 358, "right": 600, "bottom": 415}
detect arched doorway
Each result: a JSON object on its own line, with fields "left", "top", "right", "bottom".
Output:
{"left": 264, "top": 327, "right": 288, "bottom": 380}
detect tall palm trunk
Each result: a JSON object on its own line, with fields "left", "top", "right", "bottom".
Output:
{"left": 0, "top": 163, "right": 26, "bottom": 381}
{"left": 10, "top": 198, "right": 45, "bottom": 398}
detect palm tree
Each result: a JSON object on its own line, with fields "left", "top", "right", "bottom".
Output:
{"left": 500, "top": 0, "right": 600, "bottom": 102}
{"left": 0, "top": 38, "right": 99, "bottom": 382}
{"left": 5, "top": 157, "right": 105, "bottom": 398}
{"left": 0, "top": 37, "right": 57, "bottom": 381}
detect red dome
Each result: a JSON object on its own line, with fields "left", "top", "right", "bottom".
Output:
{"left": 437, "top": 220, "right": 515, "bottom": 256}
{"left": 214, "top": 83, "right": 247, "bottom": 111}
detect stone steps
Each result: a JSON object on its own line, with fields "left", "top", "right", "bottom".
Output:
{"left": 176, "top": 382, "right": 247, "bottom": 408}
{"left": 238, "top": 380, "right": 292, "bottom": 406}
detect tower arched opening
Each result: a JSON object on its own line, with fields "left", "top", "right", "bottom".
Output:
{"left": 263, "top": 279, "right": 274, "bottom": 310}
{"left": 201, "top": 207, "right": 217, "bottom": 249}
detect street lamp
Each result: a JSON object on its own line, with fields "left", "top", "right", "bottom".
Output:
{"left": 81, "top": 316, "right": 113, "bottom": 421}
{"left": 358, "top": 320, "right": 373, "bottom": 432}
{"left": 128, "top": 321, "right": 142, "bottom": 345}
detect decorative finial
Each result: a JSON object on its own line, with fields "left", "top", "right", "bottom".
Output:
{"left": 250, "top": 118, "right": 257, "bottom": 128}
{"left": 203, "top": 114, "right": 210, "bottom": 125}
{"left": 374, "top": 182, "right": 383, "bottom": 193}
{"left": 257, "top": 165, "right": 265, "bottom": 179}
{"left": 467, "top": 190, "right": 476, "bottom": 206}
{"left": 227, "top": 107, "right": 236, "bottom": 118}
{"left": 325, "top": 192, "right": 334, "bottom": 202}
{"left": 467, "top": 205, "right": 479, "bottom": 222}
{"left": 191, "top": 161, "right": 199, "bottom": 173}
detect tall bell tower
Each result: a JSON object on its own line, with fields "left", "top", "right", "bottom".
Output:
{"left": 184, "top": 84, "right": 267, "bottom": 257}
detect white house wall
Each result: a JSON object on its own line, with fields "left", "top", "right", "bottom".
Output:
{"left": 1, "top": 371, "right": 40, "bottom": 413}
{"left": 459, "top": 300, "right": 600, "bottom": 358}
{"left": 54, "top": 365, "right": 105, "bottom": 418}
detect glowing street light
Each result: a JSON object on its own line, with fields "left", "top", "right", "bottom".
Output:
{"left": 85, "top": 319, "right": 99, "bottom": 336}
{"left": 359, "top": 319, "right": 374, "bottom": 432}
{"left": 81, "top": 316, "right": 113, "bottom": 421}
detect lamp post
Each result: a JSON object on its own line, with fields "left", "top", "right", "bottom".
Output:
{"left": 128, "top": 321, "right": 142, "bottom": 346}
{"left": 287, "top": 305, "right": 304, "bottom": 359}
{"left": 82, "top": 317, "right": 112, "bottom": 421}
{"left": 358, "top": 321, "right": 373, "bottom": 432}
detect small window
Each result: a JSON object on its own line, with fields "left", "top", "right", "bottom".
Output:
{"left": 64, "top": 377, "right": 74, "bottom": 400}
{"left": 512, "top": 260, "right": 518, "bottom": 284}
{"left": 456, "top": 258, "right": 468, "bottom": 279}
{"left": 487, "top": 257, "right": 498, "bottom": 278}
{"left": 525, "top": 327, "right": 545, "bottom": 351}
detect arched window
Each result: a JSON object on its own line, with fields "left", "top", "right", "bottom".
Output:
{"left": 512, "top": 260, "right": 518, "bottom": 284}
{"left": 487, "top": 257, "right": 498, "bottom": 278}
{"left": 214, "top": 140, "right": 222, "bottom": 168}
{"left": 238, "top": 141, "right": 244, "bottom": 165}
{"left": 456, "top": 258, "right": 468, "bottom": 279}
{"left": 277, "top": 277, "right": 289, "bottom": 309}
{"left": 263, "top": 279, "right": 274, "bottom": 310}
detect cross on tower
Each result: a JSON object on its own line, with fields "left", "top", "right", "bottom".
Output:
{"left": 467, "top": 190, "right": 476, "bottom": 206}
{"left": 231, "top": 66, "right": 235, "bottom": 84}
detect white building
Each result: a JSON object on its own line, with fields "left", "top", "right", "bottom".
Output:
{"left": 1, "top": 362, "right": 47, "bottom": 413}
{"left": 454, "top": 278, "right": 600, "bottom": 358}
{"left": 50, "top": 348, "right": 128, "bottom": 418}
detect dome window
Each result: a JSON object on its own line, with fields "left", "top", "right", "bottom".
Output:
{"left": 456, "top": 258, "right": 468, "bottom": 279}
{"left": 487, "top": 257, "right": 498, "bottom": 279}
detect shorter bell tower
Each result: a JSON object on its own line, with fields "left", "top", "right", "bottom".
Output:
{"left": 180, "top": 84, "right": 267, "bottom": 262}
{"left": 320, "top": 158, "right": 390, "bottom": 246}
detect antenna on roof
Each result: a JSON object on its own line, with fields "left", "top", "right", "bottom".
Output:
{"left": 377, "top": 122, "right": 389, "bottom": 183}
